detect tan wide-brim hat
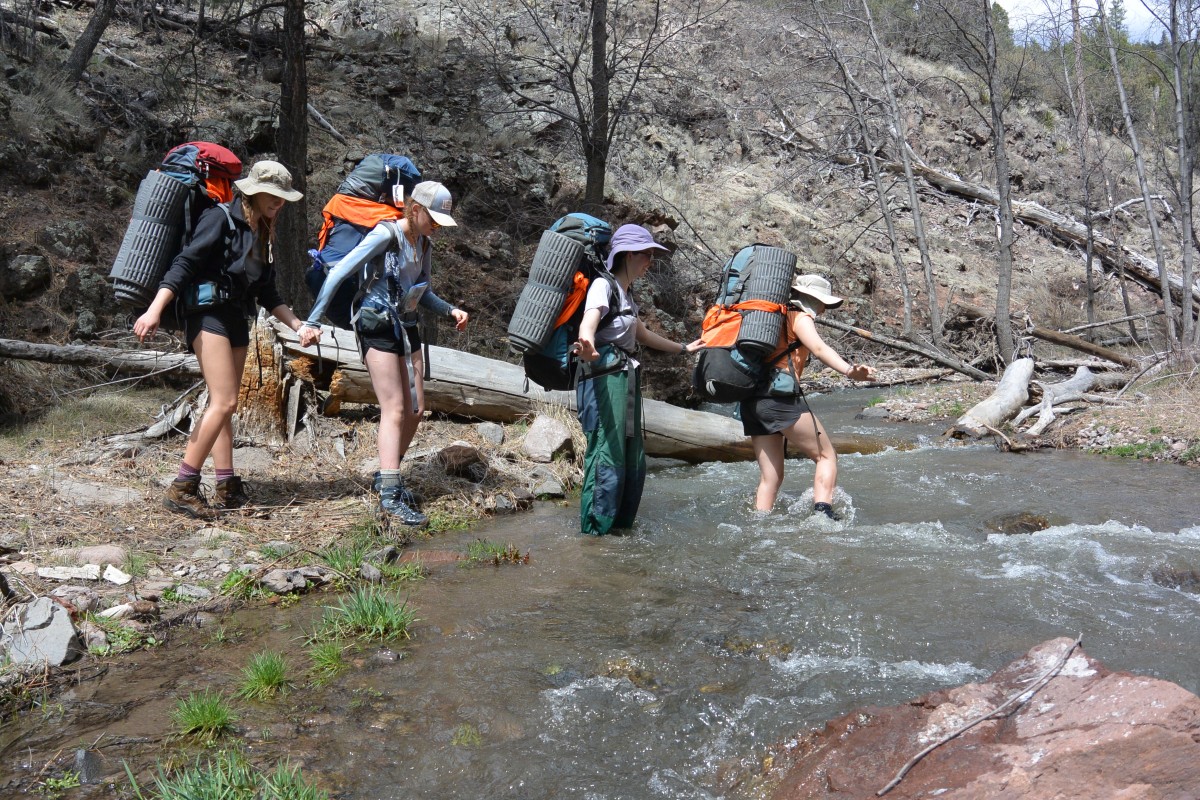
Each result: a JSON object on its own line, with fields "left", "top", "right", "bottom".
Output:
{"left": 789, "top": 273, "right": 844, "bottom": 309}
{"left": 234, "top": 160, "right": 303, "bottom": 202}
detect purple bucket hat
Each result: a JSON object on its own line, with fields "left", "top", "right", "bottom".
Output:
{"left": 606, "top": 224, "right": 668, "bottom": 271}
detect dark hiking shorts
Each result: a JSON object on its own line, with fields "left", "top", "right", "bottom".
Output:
{"left": 357, "top": 325, "right": 421, "bottom": 359}
{"left": 739, "top": 394, "right": 812, "bottom": 436}
{"left": 185, "top": 307, "right": 250, "bottom": 352}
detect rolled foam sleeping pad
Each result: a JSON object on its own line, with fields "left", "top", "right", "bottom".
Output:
{"left": 109, "top": 171, "right": 190, "bottom": 306}
{"left": 735, "top": 245, "right": 796, "bottom": 354}
{"left": 507, "top": 229, "right": 585, "bottom": 352}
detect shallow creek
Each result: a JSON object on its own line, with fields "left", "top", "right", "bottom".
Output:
{"left": 4, "top": 389, "right": 1199, "bottom": 798}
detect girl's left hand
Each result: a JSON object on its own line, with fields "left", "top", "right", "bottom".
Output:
{"left": 684, "top": 338, "right": 705, "bottom": 354}
{"left": 451, "top": 308, "right": 469, "bottom": 331}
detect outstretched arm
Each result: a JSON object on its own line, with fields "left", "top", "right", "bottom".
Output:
{"left": 794, "top": 314, "right": 874, "bottom": 380}
{"left": 635, "top": 320, "right": 704, "bottom": 354}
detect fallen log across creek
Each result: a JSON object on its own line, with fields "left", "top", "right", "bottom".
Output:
{"left": 269, "top": 321, "right": 759, "bottom": 463}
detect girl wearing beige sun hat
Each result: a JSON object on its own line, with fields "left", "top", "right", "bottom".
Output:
{"left": 134, "top": 159, "right": 309, "bottom": 518}
{"left": 740, "top": 273, "right": 875, "bottom": 520}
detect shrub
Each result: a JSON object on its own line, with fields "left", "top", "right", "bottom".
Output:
{"left": 170, "top": 691, "right": 236, "bottom": 744}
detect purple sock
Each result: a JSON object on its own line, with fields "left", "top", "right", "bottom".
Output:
{"left": 176, "top": 462, "right": 201, "bottom": 481}
{"left": 215, "top": 468, "right": 235, "bottom": 482}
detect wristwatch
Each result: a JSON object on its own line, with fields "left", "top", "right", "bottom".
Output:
{"left": 679, "top": 343, "right": 688, "bottom": 356}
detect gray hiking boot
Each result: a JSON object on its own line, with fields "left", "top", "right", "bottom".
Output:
{"left": 380, "top": 485, "right": 428, "bottom": 527}
{"left": 372, "top": 471, "right": 419, "bottom": 506}
{"left": 164, "top": 476, "right": 215, "bottom": 520}
{"left": 213, "top": 476, "right": 249, "bottom": 510}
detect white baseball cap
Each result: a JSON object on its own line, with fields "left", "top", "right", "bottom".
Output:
{"left": 409, "top": 181, "right": 457, "bottom": 227}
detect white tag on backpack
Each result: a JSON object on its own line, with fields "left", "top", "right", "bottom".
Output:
{"left": 392, "top": 184, "right": 405, "bottom": 207}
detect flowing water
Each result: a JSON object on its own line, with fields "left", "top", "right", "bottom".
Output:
{"left": 4, "top": 389, "right": 1199, "bottom": 798}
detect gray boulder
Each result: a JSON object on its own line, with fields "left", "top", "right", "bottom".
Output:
{"left": 1, "top": 597, "right": 84, "bottom": 666}
{"left": 1, "top": 254, "right": 51, "bottom": 300}
{"left": 521, "top": 415, "right": 574, "bottom": 463}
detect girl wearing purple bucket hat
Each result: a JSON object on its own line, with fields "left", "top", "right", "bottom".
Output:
{"left": 573, "top": 223, "right": 704, "bottom": 535}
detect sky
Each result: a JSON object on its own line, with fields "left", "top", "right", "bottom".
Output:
{"left": 993, "top": 0, "right": 1167, "bottom": 42}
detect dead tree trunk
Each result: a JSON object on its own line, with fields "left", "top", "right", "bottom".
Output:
{"left": 0, "top": 338, "right": 202, "bottom": 375}
{"left": 952, "top": 357, "right": 1034, "bottom": 437}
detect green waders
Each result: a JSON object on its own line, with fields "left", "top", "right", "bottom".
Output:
{"left": 576, "top": 349, "right": 645, "bottom": 536}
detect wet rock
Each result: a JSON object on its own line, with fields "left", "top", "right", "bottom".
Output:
{"left": 359, "top": 562, "right": 383, "bottom": 583}
{"left": 1, "top": 596, "right": 84, "bottom": 666}
{"left": 368, "top": 545, "right": 401, "bottom": 564}
{"left": 757, "top": 638, "right": 1200, "bottom": 799}
{"left": 528, "top": 465, "right": 565, "bottom": 498}
{"left": 855, "top": 406, "right": 891, "bottom": 420}
{"left": 1149, "top": 563, "right": 1200, "bottom": 594}
{"left": 74, "top": 749, "right": 104, "bottom": 784}
{"left": 260, "top": 568, "right": 309, "bottom": 594}
{"left": 986, "top": 512, "right": 1051, "bottom": 535}
{"left": 521, "top": 415, "right": 573, "bottom": 463}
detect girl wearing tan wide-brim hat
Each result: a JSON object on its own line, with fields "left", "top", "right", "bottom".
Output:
{"left": 134, "top": 159, "right": 308, "bottom": 518}
{"left": 740, "top": 273, "right": 875, "bottom": 519}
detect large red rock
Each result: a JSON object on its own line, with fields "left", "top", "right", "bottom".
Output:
{"left": 753, "top": 638, "right": 1200, "bottom": 799}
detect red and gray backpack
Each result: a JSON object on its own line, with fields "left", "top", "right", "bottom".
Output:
{"left": 109, "top": 142, "right": 242, "bottom": 326}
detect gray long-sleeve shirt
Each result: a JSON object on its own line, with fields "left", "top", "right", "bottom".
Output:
{"left": 305, "top": 221, "right": 453, "bottom": 326}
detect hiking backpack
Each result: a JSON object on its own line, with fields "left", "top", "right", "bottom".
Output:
{"left": 109, "top": 142, "right": 242, "bottom": 325}
{"left": 507, "top": 212, "right": 621, "bottom": 391}
{"left": 692, "top": 244, "right": 798, "bottom": 403}
{"left": 305, "top": 154, "right": 422, "bottom": 329}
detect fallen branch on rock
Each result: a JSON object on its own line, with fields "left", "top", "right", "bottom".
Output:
{"left": 877, "top": 635, "right": 1083, "bottom": 796}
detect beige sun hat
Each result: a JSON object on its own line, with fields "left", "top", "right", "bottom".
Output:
{"left": 789, "top": 273, "right": 844, "bottom": 309}
{"left": 234, "top": 160, "right": 303, "bottom": 202}
{"left": 409, "top": 181, "right": 457, "bottom": 226}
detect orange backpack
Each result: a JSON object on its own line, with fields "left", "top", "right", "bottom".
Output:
{"left": 692, "top": 245, "right": 798, "bottom": 403}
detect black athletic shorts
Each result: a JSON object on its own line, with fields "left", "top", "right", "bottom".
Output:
{"left": 357, "top": 324, "right": 421, "bottom": 359}
{"left": 739, "top": 394, "right": 812, "bottom": 437}
{"left": 185, "top": 306, "right": 250, "bottom": 353}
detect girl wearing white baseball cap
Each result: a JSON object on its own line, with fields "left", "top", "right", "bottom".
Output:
{"left": 299, "top": 180, "right": 468, "bottom": 527}
{"left": 741, "top": 273, "right": 875, "bottom": 520}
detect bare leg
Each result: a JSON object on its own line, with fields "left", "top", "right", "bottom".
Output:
{"left": 780, "top": 412, "right": 838, "bottom": 505}
{"left": 184, "top": 332, "right": 244, "bottom": 471}
{"left": 365, "top": 348, "right": 425, "bottom": 470}
{"left": 209, "top": 345, "right": 248, "bottom": 471}
{"left": 397, "top": 347, "right": 425, "bottom": 458}
{"left": 751, "top": 434, "right": 786, "bottom": 512}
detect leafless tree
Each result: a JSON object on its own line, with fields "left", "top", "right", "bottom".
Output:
{"left": 1097, "top": 0, "right": 1178, "bottom": 346}
{"left": 274, "top": 0, "right": 309, "bottom": 307}
{"left": 455, "top": 0, "right": 726, "bottom": 210}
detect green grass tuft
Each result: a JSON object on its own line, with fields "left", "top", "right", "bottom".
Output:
{"left": 170, "top": 690, "right": 236, "bottom": 745}
{"left": 464, "top": 539, "right": 529, "bottom": 566}
{"left": 313, "top": 587, "right": 416, "bottom": 642}
{"left": 125, "top": 750, "right": 328, "bottom": 800}
{"left": 235, "top": 651, "right": 292, "bottom": 701}
{"left": 307, "top": 640, "right": 349, "bottom": 685}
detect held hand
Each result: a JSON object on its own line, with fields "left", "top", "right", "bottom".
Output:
{"left": 133, "top": 310, "right": 161, "bottom": 343}
{"left": 846, "top": 364, "right": 874, "bottom": 381}
{"left": 684, "top": 338, "right": 705, "bottom": 354}
{"left": 574, "top": 336, "right": 599, "bottom": 363}
{"left": 450, "top": 308, "right": 469, "bottom": 331}
{"left": 298, "top": 326, "right": 322, "bottom": 348}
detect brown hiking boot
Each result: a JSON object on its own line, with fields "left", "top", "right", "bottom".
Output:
{"left": 164, "top": 476, "right": 215, "bottom": 519}
{"left": 213, "top": 476, "right": 249, "bottom": 510}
